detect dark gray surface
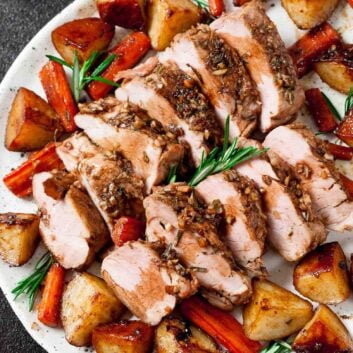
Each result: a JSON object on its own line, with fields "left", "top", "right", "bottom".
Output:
{"left": 0, "top": 2, "right": 73, "bottom": 352}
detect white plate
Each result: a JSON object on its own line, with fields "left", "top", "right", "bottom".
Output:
{"left": 0, "top": 0, "right": 353, "bottom": 352}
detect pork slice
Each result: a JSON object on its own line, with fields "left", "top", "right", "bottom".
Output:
{"left": 102, "top": 241, "right": 198, "bottom": 325}
{"left": 236, "top": 139, "right": 327, "bottom": 261}
{"left": 144, "top": 183, "right": 251, "bottom": 310}
{"left": 196, "top": 171, "right": 267, "bottom": 276}
{"left": 264, "top": 124, "right": 353, "bottom": 232}
{"left": 159, "top": 25, "right": 260, "bottom": 138}
{"left": 116, "top": 62, "right": 223, "bottom": 165}
{"left": 211, "top": 1, "right": 304, "bottom": 132}
{"left": 75, "top": 97, "right": 184, "bottom": 193}
{"left": 33, "top": 171, "right": 109, "bottom": 269}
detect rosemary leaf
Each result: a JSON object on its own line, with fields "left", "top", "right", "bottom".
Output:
{"left": 167, "top": 165, "right": 178, "bottom": 184}
{"left": 260, "top": 341, "right": 293, "bottom": 353}
{"left": 72, "top": 51, "right": 80, "bottom": 102}
{"left": 12, "top": 252, "right": 54, "bottom": 311}
{"left": 188, "top": 116, "right": 267, "bottom": 187}
{"left": 91, "top": 54, "right": 116, "bottom": 77}
{"left": 321, "top": 91, "right": 342, "bottom": 121}
{"left": 345, "top": 86, "right": 353, "bottom": 115}
{"left": 46, "top": 55, "right": 72, "bottom": 69}
{"left": 192, "top": 0, "right": 209, "bottom": 10}
{"left": 89, "top": 76, "right": 120, "bottom": 88}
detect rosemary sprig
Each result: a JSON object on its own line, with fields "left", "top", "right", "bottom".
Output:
{"left": 260, "top": 341, "right": 293, "bottom": 353}
{"left": 193, "top": 0, "right": 209, "bottom": 11}
{"left": 12, "top": 252, "right": 54, "bottom": 311}
{"left": 47, "top": 51, "right": 120, "bottom": 102}
{"left": 321, "top": 91, "right": 342, "bottom": 121}
{"left": 345, "top": 87, "right": 353, "bottom": 114}
{"left": 188, "top": 116, "right": 267, "bottom": 187}
{"left": 167, "top": 165, "right": 178, "bottom": 184}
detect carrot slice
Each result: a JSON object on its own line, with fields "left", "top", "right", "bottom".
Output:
{"left": 209, "top": 0, "right": 224, "bottom": 17}
{"left": 340, "top": 173, "right": 353, "bottom": 198}
{"left": 3, "top": 142, "right": 64, "bottom": 197}
{"left": 180, "top": 296, "right": 262, "bottom": 353}
{"left": 87, "top": 32, "right": 151, "bottom": 100}
{"left": 327, "top": 143, "right": 353, "bottom": 160}
{"left": 288, "top": 22, "right": 341, "bottom": 78}
{"left": 38, "top": 263, "right": 65, "bottom": 327}
{"left": 39, "top": 61, "right": 78, "bottom": 132}
{"left": 112, "top": 217, "right": 145, "bottom": 246}
{"left": 349, "top": 0, "right": 353, "bottom": 8}
{"left": 305, "top": 88, "right": 338, "bottom": 132}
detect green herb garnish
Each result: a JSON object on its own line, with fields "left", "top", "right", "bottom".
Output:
{"left": 12, "top": 252, "right": 54, "bottom": 311}
{"left": 193, "top": 0, "right": 209, "bottom": 11}
{"left": 260, "top": 341, "right": 293, "bottom": 353}
{"left": 188, "top": 116, "right": 267, "bottom": 187}
{"left": 345, "top": 87, "right": 353, "bottom": 115}
{"left": 167, "top": 165, "right": 178, "bottom": 184}
{"left": 47, "top": 51, "right": 120, "bottom": 102}
{"left": 321, "top": 91, "right": 342, "bottom": 121}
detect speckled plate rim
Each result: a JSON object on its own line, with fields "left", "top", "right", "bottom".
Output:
{"left": 0, "top": 1, "right": 353, "bottom": 352}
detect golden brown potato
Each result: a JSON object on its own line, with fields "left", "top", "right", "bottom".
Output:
{"left": 243, "top": 279, "right": 313, "bottom": 341}
{"left": 5, "top": 87, "right": 62, "bottom": 152}
{"left": 293, "top": 242, "right": 350, "bottom": 305}
{"left": 281, "top": 0, "right": 339, "bottom": 29}
{"left": 61, "top": 272, "right": 124, "bottom": 347}
{"left": 292, "top": 305, "right": 353, "bottom": 353}
{"left": 314, "top": 45, "right": 353, "bottom": 94}
{"left": 96, "top": 0, "right": 146, "bottom": 29}
{"left": 0, "top": 213, "right": 39, "bottom": 266}
{"left": 147, "top": 0, "right": 202, "bottom": 51}
{"left": 52, "top": 18, "right": 115, "bottom": 65}
{"left": 92, "top": 320, "right": 154, "bottom": 353}
{"left": 156, "top": 316, "right": 220, "bottom": 353}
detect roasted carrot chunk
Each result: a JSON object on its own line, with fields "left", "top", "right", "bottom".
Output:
{"left": 209, "top": 0, "right": 224, "bottom": 17}
{"left": 336, "top": 110, "right": 353, "bottom": 147}
{"left": 305, "top": 88, "right": 338, "bottom": 132}
{"left": 349, "top": 0, "right": 353, "bottom": 8}
{"left": 340, "top": 173, "right": 353, "bottom": 198}
{"left": 327, "top": 143, "right": 353, "bottom": 160}
{"left": 38, "top": 263, "right": 65, "bottom": 327}
{"left": 112, "top": 217, "right": 145, "bottom": 246}
{"left": 233, "top": 0, "right": 250, "bottom": 5}
{"left": 87, "top": 31, "right": 150, "bottom": 100}
{"left": 288, "top": 22, "right": 341, "bottom": 78}
{"left": 180, "top": 296, "right": 261, "bottom": 353}
{"left": 3, "top": 142, "right": 64, "bottom": 197}
{"left": 39, "top": 61, "right": 78, "bottom": 132}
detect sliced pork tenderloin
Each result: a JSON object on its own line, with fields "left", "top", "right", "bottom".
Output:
{"left": 159, "top": 25, "right": 261, "bottom": 138}
{"left": 33, "top": 171, "right": 109, "bottom": 269}
{"left": 75, "top": 97, "right": 185, "bottom": 193}
{"left": 264, "top": 124, "right": 353, "bottom": 232}
{"left": 116, "top": 62, "right": 223, "bottom": 165}
{"left": 102, "top": 241, "right": 198, "bottom": 325}
{"left": 211, "top": 1, "right": 304, "bottom": 132}
{"left": 57, "top": 134, "right": 145, "bottom": 231}
{"left": 196, "top": 170, "right": 267, "bottom": 276}
{"left": 236, "top": 139, "right": 327, "bottom": 261}
{"left": 144, "top": 183, "right": 252, "bottom": 310}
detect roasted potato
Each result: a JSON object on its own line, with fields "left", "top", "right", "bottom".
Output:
{"left": 293, "top": 242, "right": 350, "bottom": 305}
{"left": 92, "top": 320, "right": 154, "bottom": 353}
{"left": 292, "top": 305, "right": 353, "bottom": 353}
{"left": 336, "top": 110, "right": 353, "bottom": 147}
{"left": 5, "top": 87, "right": 62, "bottom": 151}
{"left": 156, "top": 316, "right": 220, "bottom": 353}
{"left": 147, "top": 0, "right": 202, "bottom": 51}
{"left": 314, "top": 45, "right": 353, "bottom": 94}
{"left": 61, "top": 272, "right": 124, "bottom": 347}
{"left": 96, "top": 0, "right": 146, "bottom": 29}
{"left": 52, "top": 18, "right": 115, "bottom": 65}
{"left": 243, "top": 279, "right": 313, "bottom": 341}
{"left": 282, "top": 0, "right": 339, "bottom": 29}
{"left": 0, "top": 213, "right": 39, "bottom": 266}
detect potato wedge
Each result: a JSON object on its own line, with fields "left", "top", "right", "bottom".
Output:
{"left": 61, "top": 272, "right": 124, "bottom": 347}
{"left": 52, "top": 18, "right": 115, "bottom": 65}
{"left": 147, "top": 0, "right": 202, "bottom": 51}
{"left": 156, "top": 316, "right": 220, "bottom": 353}
{"left": 293, "top": 242, "right": 350, "bottom": 305}
{"left": 5, "top": 87, "right": 62, "bottom": 152}
{"left": 92, "top": 320, "right": 154, "bottom": 353}
{"left": 96, "top": 0, "right": 146, "bottom": 29}
{"left": 243, "top": 279, "right": 313, "bottom": 341}
{"left": 0, "top": 213, "right": 39, "bottom": 266}
{"left": 292, "top": 305, "right": 353, "bottom": 353}
{"left": 281, "top": 0, "right": 339, "bottom": 29}
{"left": 314, "top": 45, "right": 353, "bottom": 94}
{"left": 336, "top": 110, "right": 353, "bottom": 147}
